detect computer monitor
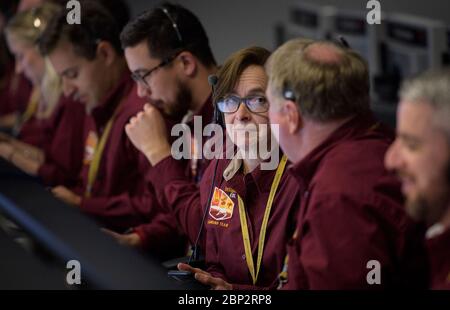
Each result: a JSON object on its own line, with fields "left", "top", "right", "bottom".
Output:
{"left": 282, "top": 2, "right": 334, "bottom": 42}
{"left": 384, "top": 13, "right": 447, "bottom": 80}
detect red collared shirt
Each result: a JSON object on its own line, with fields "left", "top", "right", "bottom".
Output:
{"left": 37, "top": 95, "right": 86, "bottom": 186}
{"left": 147, "top": 153, "right": 300, "bottom": 289}
{"left": 281, "top": 113, "right": 428, "bottom": 289}
{"left": 426, "top": 225, "right": 450, "bottom": 289}
{"left": 133, "top": 96, "right": 214, "bottom": 250}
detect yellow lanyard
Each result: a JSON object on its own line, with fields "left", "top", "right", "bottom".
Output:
{"left": 238, "top": 155, "right": 288, "bottom": 285}
{"left": 21, "top": 87, "right": 40, "bottom": 124}
{"left": 85, "top": 101, "right": 123, "bottom": 197}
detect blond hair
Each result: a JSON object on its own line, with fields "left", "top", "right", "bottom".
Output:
{"left": 6, "top": 3, "right": 63, "bottom": 118}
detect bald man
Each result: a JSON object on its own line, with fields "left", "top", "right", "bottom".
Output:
{"left": 266, "top": 39, "right": 428, "bottom": 289}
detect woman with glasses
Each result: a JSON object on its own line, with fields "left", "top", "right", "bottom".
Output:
{"left": 127, "top": 46, "right": 301, "bottom": 290}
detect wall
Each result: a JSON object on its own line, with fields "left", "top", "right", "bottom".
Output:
{"left": 125, "top": 0, "right": 450, "bottom": 63}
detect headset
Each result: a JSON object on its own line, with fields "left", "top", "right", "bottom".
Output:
{"left": 167, "top": 74, "right": 221, "bottom": 282}
{"left": 208, "top": 74, "right": 224, "bottom": 127}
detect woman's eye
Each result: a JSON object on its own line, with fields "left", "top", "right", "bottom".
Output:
{"left": 225, "top": 97, "right": 238, "bottom": 105}
{"left": 249, "top": 96, "right": 266, "bottom": 104}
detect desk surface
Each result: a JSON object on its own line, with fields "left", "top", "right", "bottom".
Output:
{"left": 0, "top": 229, "right": 67, "bottom": 290}
{"left": 0, "top": 159, "right": 194, "bottom": 289}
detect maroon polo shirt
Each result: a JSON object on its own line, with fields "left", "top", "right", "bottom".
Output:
{"left": 147, "top": 152, "right": 300, "bottom": 289}
{"left": 70, "top": 74, "right": 167, "bottom": 227}
{"left": 132, "top": 97, "right": 214, "bottom": 250}
{"left": 37, "top": 95, "right": 86, "bottom": 187}
{"left": 68, "top": 73, "right": 187, "bottom": 261}
{"left": 426, "top": 226, "right": 450, "bottom": 289}
{"left": 0, "top": 64, "right": 31, "bottom": 116}
{"left": 281, "top": 113, "right": 428, "bottom": 289}
{"left": 18, "top": 117, "right": 44, "bottom": 147}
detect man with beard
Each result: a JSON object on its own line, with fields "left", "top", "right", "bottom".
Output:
{"left": 385, "top": 69, "right": 450, "bottom": 289}
{"left": 105, "top": 2, "right": 218, "bottom": 248}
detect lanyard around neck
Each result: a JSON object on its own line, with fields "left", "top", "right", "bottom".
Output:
{"left": 238, "top": 154, "right": 288, "bottom": 285}
{"left": 85, "top": 99, "right": 124, "bottom": 197}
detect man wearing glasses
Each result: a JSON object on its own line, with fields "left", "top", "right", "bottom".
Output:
{"left": 37, "top": 1, "right": 187, "bottom": 260}
{"left": 114, "top": 3, "right": 219, "bottom": 249}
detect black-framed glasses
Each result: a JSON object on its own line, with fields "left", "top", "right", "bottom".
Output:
{"left": 217, "top": 95, "right": 269, "bottom": 113}
{"left": 130, "top": 51, "right": 181, "bottom": 87}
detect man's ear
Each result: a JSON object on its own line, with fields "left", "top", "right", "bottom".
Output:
{"left": 178, "top": 51, "right": 197, "bottom": 77}
{"left": 96, "top": 41, "right": 116, "bottom": 66}
{"left": 284, "top": 100, "right": 303, "bottom": 134}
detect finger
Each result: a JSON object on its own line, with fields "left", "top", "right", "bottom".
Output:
{"left": 177, "top": 263, "right": 207, "bottom": 275}
{"left": 100, "top": 228, "right": 120, "bottom": 238}
{"left": 177, "top": 263, "right": 195, "bottom": 272}
{"left": 144, "top": 103, "right": 153, "bottom": 112}
{"left": 194, "top": 273, "right": 223, "bottom": 288}
{"left": 129, "top": 116, "right": 137, "bottom": 125}
{"left": 178, "top": 263, "right": 211, "bottom": 277}
{"left": 51, "top": 187, "right": 62, "bottom": 195}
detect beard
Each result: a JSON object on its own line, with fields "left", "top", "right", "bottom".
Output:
{"left": 405, "top": 184, "right": 450, "bottom": 226}
{"left": 152, "top": 79, "right": 192, "bottom": 123}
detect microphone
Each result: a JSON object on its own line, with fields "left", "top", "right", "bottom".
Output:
{"left": 208, "top": 74, "right": 222, "bottom": 126}
{"left": 188, "top": 74, "right": 221, "bottom": 264}
{"left": 208, "top": 74, "right": 218, "bottom": 88}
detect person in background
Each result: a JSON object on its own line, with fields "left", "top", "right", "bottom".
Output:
{"left": 37, "top": 0, "right": 186, "bottom": 261}
{"left": 0, "top": 0, "right": 32, "bottom": 130}
{"left": 1, "top": 2, "right": 86, "bottom": 187}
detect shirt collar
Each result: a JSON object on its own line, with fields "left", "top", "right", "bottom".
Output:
{"left": 91, "top": 71, "right": 132, "bottom": 127}
{"left": 289, "top": 112, "right": 385, "bottom": 189}
{"left": 222, "top": 150, "right": 282, "bottom": 194}
{"left": 181, "top": 94, "right": 214, "bottom": 127}
{"left": 426, "top": 223, "right": 448, "bottom": 239}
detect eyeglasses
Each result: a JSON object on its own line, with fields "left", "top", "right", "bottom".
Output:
{"left": 130, "top": 51, "right": 180, "bottom": 87}
{"left": 217, "top": 95, "right": 269, "bottom": 113}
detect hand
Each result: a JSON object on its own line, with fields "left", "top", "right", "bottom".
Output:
{"left": 125, "top": 104, "right": 171, "bottom": 166}
{"left": 0, "top": 132, "right": 12, "bottom": 143}
{"left": 52, "top": 186, "right": 81, "bottom": 206}
{"left": 101, "top": 228, "right": 142, "bottom": 247}
{"left": 0, "top": 142, "right": 14, "bottom": 160}
{"left": 178, "top": 263, "right": 233, "bottom": 290}
{"left": 10, "top": 152, "right": 40, "bottom": 175}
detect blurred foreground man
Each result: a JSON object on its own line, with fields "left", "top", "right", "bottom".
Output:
{"left": 385, "top": 69, "right": 450, "bottom": 290}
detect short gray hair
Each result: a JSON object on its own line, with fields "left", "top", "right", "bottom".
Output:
{"left": 400, "top": 69, "right": 450, "bottom": 140}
